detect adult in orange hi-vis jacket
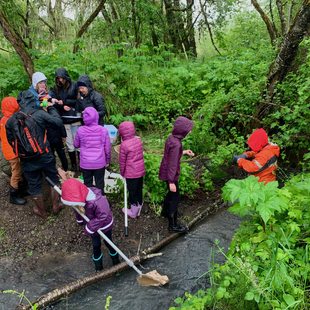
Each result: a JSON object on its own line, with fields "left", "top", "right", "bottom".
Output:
{"left": 233, "top": 128, "right": 280, "bottom": 184}
{"left": 0, "top": 97, "right": 27, "bottom": 205}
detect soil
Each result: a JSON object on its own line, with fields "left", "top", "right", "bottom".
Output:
{"left": 0, "top": 151, "right": 225, "bottom": 272}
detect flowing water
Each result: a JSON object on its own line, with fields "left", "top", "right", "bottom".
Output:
{"left": 0, "top": 209, "right": 241, "bottom": 310}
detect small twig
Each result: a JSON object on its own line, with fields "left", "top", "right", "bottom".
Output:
{"left": 137, "top": 234, "right": 142, "bottom": 255}
{"left": 144, "top": 253, "right": 163, "bottom": 259}
{"left": 18, "top": 290, "right": 25, "bottom": 305}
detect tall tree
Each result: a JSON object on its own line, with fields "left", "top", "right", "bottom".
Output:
{"left": 256, "top": 0, "right": 310, "bottom": 119}
{"left": 0, "top": 6, "right": 34, "bottom": 80}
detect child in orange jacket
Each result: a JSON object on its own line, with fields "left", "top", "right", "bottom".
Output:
{"left": 233, "top": 128, "right": 280, "bottom": 184}
{"left": 0, "top": 97, "right": 27, "bottom": 204}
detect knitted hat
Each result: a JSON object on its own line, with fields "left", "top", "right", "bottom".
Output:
{"left": 61, "top": 178, "right": 96, "bottom": 207}
{"left": 247, "top": 128, "right": 269, "bottom": 152}
{"left": 32, "top": 72, "right": 47, "bottom": 88}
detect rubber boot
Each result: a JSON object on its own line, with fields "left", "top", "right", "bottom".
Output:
{"left": 9, "top": 186, "right": 27, "bottom": 205}
{"left": 33, "top": 195, "right": 48, "bottom": 219}
{"left": 18, "top": 179, "right": 29, "bottom": 197}
{"left": 109, "top": 251, "right": 120, "bottom": 266}
{"left": 168, "top": 212, "right": 188, "bottom": 233}
{"left": 68, "top": 151, "right": 77, "bottom": 172}
{"left": 137, "top": 203, "right": 143, "bottom": 217}
{"left": 92, "top": 253, "right": 103, "bottom": 271}
{"left": 122, "top": 204, "right": 139, "bottom": 219}
{"left": 51, "top": 188, "right": 63, "bottom": 215}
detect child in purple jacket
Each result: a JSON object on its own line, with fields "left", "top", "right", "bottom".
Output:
{"left": 159, "top": 116, "right": 194, "bottom": 233}
{"left": 74, "top": 107, "right": 111, "bottom": 193}
{"left": 119, "top": 121, "right": 145, "bottom": 218}
{"left": 61, "top": 178, "right": 120, "bottom": 270}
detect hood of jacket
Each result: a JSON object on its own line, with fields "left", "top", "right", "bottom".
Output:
{"left": 172, "top": 116, "right": 193, "bottom": 139}
{"left": 77, "top": 75, "right": 93, "bottom": 90}
{"left": 32, "top": 72, "right": 47, "bottom": 89}
{"left": 18, "top": 89, "right": 39, "bottom": 113}
{"left": 119, "top": 121, "right": 135, "bottom": 140}
{"left": 82, "top": 107, "right": 99, "bottom": 126}
{"left": 247, "top": 128, "right": 269, "bottom": 152}
{"left": 1, "top": 97, "right": 20, "bottom": 117}
{"left": 61, "top": 178, "right": 96, "bottom": 207}
{"left": 55, "top": 68, "right": 71, "bottom": 82}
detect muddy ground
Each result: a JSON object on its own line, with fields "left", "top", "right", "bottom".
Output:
{"left": 0, "top": 155, "right": 225, "bottom": 275}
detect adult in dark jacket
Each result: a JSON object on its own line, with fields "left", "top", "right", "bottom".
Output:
{"left": 76, "top": 75, "right": 106, "bottom": 125}
{"left": 50, "top": 68, "right": 80, "bottom": 171}
{"left": 6, "top": 82, "right": 63, "bottom": 219}
{"left": 159, "top": 116, "right": 194, "bottom": 233}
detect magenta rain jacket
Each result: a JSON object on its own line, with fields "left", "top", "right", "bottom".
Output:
{"left": 118, "top": 121, "right": 145, "bottom": 179}
{"left": 74, "top": 107, "right": 111, "bottom": 170}
{"left": 159, "top": 116, "right": 193, "bottom": 183}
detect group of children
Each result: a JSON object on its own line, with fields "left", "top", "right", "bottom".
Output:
{"left": 1, "top": 83, "right": 280, "bottom": 271}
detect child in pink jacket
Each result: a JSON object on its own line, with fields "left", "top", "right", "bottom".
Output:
{"left": 119, "top": 121, "right": 145, "bottom": 218}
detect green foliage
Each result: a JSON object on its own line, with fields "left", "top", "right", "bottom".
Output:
{"left": 1, "top": 289, "right": 38, "bottom": 309}
{"left": 264, "top": 39, "right": 310, "bottom": 155}
{"left": 173, "top": 173, "right": 310, "bottom": 309}
{"left": 143, "top": 153, "right": 199, "bottom": 213}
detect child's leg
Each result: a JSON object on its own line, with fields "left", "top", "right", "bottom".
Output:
{"left": 124, "top": 178, "right": 141, "bottom": 218}
{"left": 54, "top": 141, "right": 69, "bottom": 171}
{"left": 82, "top": 169, "right": 94, "bottom": 187}
{"left": 8, "top": 158, "right": 26, "bottom": 205}
{"left": 103, "top": 230, "right": 120, "bottom": 265}
{"left": 93, "top": 167, "right": 105, "bottom": 193}
{"left": 136, "top": 177, "right": 143, "bottom": 205}
{"left": 166, "top": 182, "right": 187, "bottom": 233}
{"left": 91, "top": 234, "right": 103, "bottom": 271}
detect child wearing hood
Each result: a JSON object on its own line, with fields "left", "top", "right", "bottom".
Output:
{"left": 118, "top": 121, "right": 145, "bottom": 218}
{"left": 159, "top": 116, "right": 194, "bottom": 233}
{"left": 74, "top": 107, "right": 111, "bottom": 192}
{"left": 61, "top": 178, "right": 120, "bottom": 270}
{"left": 0, "top": 97, "right": 27, "bottom": 205}
{"left": 233, "top": 128, "right": 280, "bottom": 184}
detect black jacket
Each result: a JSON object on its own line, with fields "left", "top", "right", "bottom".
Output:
{"left": 76, "top": 75, "right": 106, "bottom": 125}
{"left": 50, "top": 68, "right": 79, "bottom": 124}
{"left": 6, "top": 90, "right": 63, "bottom": 155}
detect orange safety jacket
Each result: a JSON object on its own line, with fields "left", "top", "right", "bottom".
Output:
{"left": 0, "top": 97, "right": 20, "bottom": 160}
{"left": 238, "top": 143, "right": 280, "bottom": 184}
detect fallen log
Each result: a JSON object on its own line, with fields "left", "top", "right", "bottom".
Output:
{"left": 19, "top": 204, "right": 222, "bottom": 309}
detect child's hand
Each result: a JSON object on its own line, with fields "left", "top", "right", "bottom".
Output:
{"left": 169, "top": 183, "right": 177, "bottom": 192}
{"left": 183, "top": 149, "right": 195, "bottom": 157}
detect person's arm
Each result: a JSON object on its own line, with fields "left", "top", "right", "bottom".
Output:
{"left": 74, "top": 129, "right": 81, "bottom": 148}
{"left": 43, "top": 105, "right": 63, "bottom": 128}
{"left": 119, "top": 144, "right": 127, "bottom": 177}
{"left": 237, "top": 151, "right": 269, "bottom": 173}
{"left": 103, "top": 129, "right": 111, "bottom": 165}
{"left": 92, "top": 92, "right": 105, "bottom": 119}
{"left": 167, "top": 145, "right": 180, "bottom": 188}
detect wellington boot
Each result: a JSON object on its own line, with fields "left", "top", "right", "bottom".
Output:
{"left": 168, "top": 212, "right": 188, "bottom": 233}
{"left": 33, "top": 195, "right": 48, "bottom": 219}
{"left": 109, "top": 252, "right": 120, "bottom": 266}
{"left": 9, "top": 186, "right": 27, "bottom": 205}
{"left": 51, "top": 188, "right": 63, "bottom": 215}
{"left": 92, "top": 253, "right": 103, "bottom": 271}
{"left": 122, "top": 204, "right": 139, "bottom": 219}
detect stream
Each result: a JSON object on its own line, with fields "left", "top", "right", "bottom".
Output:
{"left": 0, "top": 208, "right": 241, "bottom": 310}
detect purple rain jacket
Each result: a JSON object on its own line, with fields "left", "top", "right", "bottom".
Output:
{"left": 159, "top": 116, "right": 193, "bottom": 183}
{"left": 74, "top": 107, "right": 111, "bottom": 169}
{"left": 75, "top": 187, "right": 114, "bottom": 235}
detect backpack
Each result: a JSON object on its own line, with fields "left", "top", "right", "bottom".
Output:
{"left": 8, "top": 111, "right": 49, "bottom": 159}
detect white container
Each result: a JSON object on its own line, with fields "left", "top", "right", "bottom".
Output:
{"left": 104, "top": 124, "right": 118, "bottom": 144}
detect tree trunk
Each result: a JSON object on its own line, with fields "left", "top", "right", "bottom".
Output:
{"left": 73, "top": 0, "right": 107, "bottom": 53}
{"left": 0, "top": 9, "right": 34, "bottom": 80}
{"left": 185, "top": 0, "right": 197, "bottom": 56}
{"left": 251, "top": 0, "right": 277, "bottom": 44}
{"left": 256, "top": 0, "right": 310, "bottom": 119}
